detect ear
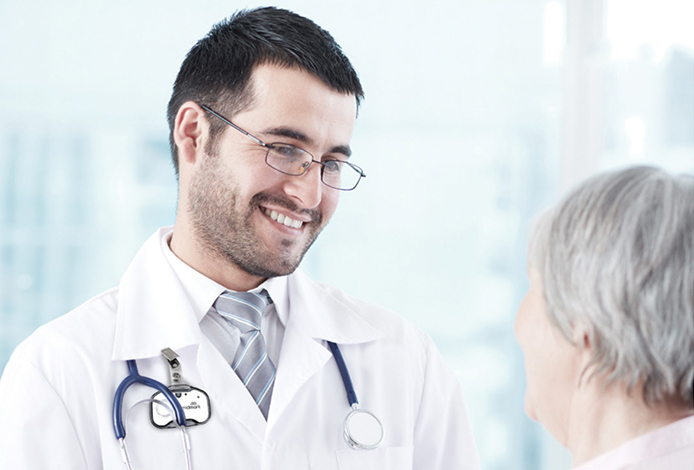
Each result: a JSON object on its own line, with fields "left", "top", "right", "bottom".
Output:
{"left": 579, "top": 329, "right": 591, "bottom": 350}
{"left": 574, "top": 328, "right": 594, "bottom": 378}
{"left": 173, "top": 101, "right": 208, "bottom": 168}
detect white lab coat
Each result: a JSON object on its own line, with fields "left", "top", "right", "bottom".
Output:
{"left": 0, "top": 228, "right": 480, "bottom": 469}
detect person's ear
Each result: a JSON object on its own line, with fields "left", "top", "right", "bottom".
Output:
{"left": 173, "top": 101, "right": 208, "bottom": 168}
{"left": 579, "top": 329, "right": 590, "bottom": 349}
{"left": 574, "top": 328, "right": 594, "bottom": 382}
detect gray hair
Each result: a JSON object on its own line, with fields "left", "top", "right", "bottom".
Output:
{"left": 529, "top": 165, "right": 694, "bottom": 406}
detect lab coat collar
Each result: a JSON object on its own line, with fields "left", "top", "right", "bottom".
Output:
{"left": 112, "top": 228, "right": 384, "bottom": 360}
{"left": 266, "top": 270, "right": 384, "bottom": 425}
{"left": 111, "top": 227, "right": 385, "bottom": 434}
{"left": 112, "top": 227, "right": 206, "bottom": 361}
{"left": 283, "top": 269, "right": 384, "bottom": 345}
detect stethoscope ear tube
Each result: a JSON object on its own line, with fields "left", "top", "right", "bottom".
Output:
{"left": 327, "top": 341, "right": 358, "bottom": 406}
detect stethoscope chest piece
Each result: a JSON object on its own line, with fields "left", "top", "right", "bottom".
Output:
{"left": 327, "top": 341, "right": 385, "bottom": 451}
{"left": 343, "top": 406, "right": 384, "bottom": 450}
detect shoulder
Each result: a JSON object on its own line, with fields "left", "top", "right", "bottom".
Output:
{"left": 294, "top": 271, "right": 434, "bottom": 358}
{"left": 8, "top": 286, "right": 120, "bottom": 374}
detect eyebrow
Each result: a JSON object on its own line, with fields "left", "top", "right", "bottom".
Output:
{"left": 261, "top": 126, "right": 352, "bottom": 158}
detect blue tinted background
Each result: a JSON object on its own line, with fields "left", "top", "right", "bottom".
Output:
{"left": 1, "top": 0, "right": 692, "bottom": 468}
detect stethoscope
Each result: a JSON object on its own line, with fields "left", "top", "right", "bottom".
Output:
{"left": 112, "top": 342, "right": 384, "bottom": 469}
{"left": 112, "top": 357, "right": 193, "bottom": 470}
{"left": 326, "top": 341, "right": 385, "bottom": 451}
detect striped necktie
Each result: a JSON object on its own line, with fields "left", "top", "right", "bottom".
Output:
{"left": 214, "top": 290, "right": 276, "bottom": 419}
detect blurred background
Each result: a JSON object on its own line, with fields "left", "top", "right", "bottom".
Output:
{"left": 0, "top": 0, "right": 692, "bottom": 468}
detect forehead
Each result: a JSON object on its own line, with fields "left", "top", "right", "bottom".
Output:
{"left": 235, "top": 64, "right": 357, "bottom": 146}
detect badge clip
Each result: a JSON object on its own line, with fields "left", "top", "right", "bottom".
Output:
{"left": 149, "top": 348, "right": 212, "bottom": 428}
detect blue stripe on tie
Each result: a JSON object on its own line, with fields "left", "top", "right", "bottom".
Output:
{"left": 251, "top": 292, "right": 268, "bottom": 307}
{"left": 219, "top": 311, "right": 260, "bottom": 330}
{"left": 220, "top": 294, "right": 264, "bottom": 317}
{"left": 256, "top": 371, "right": 276, "bottom": 405}
{"left": 243, "top": 353, "right": 267, "bottom": 386}
{"left": 232, "top": 330, "right": 260, "bottom": 370}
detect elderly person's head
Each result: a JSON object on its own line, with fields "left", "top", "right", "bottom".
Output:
{"left": 515, "top": 166, "right": 694, "bottom": 467}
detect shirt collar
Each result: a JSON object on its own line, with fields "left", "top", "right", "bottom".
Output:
{"left": 112, "top": 227, "right": 379, "bottom": 361}
{"left": 261, "top": 275, "right": 290, "bottom": 327}
{"left": 162, "top": 230, "right": 290, "bottom": 328}
{"left": 161, "top": 231, "right": 226, "bottom": 324}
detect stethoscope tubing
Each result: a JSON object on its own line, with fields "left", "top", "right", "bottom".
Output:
{"left": 113, "top": 341, "right": 382, "bottom": 457}
{"left": 327, "top": 341, "right": 358, "bottom": 406}
{"left": 113, "top": 360, "right": 187, "bottom": 439}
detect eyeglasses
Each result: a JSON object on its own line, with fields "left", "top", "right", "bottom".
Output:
{"left": 200, "top": 104, "right": 366, "bottom": 191}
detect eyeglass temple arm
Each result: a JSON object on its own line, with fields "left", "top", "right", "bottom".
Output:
{"left": 199, "top": 104, "right": 266, "bottom": 147}
{"left": 200, "top": 103, "right": 366, "bottom": 187}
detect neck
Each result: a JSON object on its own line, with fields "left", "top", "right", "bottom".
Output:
{"left": 566, "top": 379, "right": 693, "bottom": 466}
{"left": 169, "top": 224, "right": 265, "bottom": 292}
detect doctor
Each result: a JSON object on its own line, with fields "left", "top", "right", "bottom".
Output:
{"left": 0, "top": 7, "right": 480, "bottom": 469}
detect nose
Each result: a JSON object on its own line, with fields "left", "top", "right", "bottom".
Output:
{"left": 282, "top": 161, "right": 324, "bottom": 209}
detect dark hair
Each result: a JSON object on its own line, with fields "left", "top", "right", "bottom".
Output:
{"left": 166, "top": 7, "right": 364, "bottom": 174}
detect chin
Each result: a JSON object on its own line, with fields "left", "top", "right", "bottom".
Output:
{"left": 235, "top": 248, "right": 305, "bottom": 279}
{"left": 526, "top": 395, "right": 569, "bottom": 447}
{"left": 524, "top": 393, "right": 540, "bottom": 422}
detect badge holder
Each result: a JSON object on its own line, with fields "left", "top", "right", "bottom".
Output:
{"left": 149, "top": 348, "right": 212, "bottom": 428}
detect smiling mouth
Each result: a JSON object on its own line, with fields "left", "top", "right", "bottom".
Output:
{"left": 262, "top": 207, "right": 304, "bottom": 229}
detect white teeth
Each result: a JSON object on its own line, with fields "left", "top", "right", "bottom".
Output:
{"left": 263, "top": 208, "right": 304, "bottom": 229}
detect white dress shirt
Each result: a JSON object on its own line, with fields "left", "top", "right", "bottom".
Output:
{"left": 161, "top": 232, "right": 287, "bottom": 367}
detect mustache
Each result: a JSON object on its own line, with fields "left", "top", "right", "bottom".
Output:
{"left": 250, "top": 192, "right": 322, "bottom": 224}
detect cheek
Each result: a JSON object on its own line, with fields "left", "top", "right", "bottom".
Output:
{"left": 526, "top": 330, "right": 580, "bottom": 441}
{"left": 524, "top": 391, "right": 539, "bottom": 422}
{"left": 520, "top": 338, "right": 545, "bottom": 421}
{"left": 320, "top": 190, "right": 340, "bottom": 220}
{"left": 514, "top": 295, "right": 533, "bottom": 346}
{"left": 515, "top": 300, "right": 542, "bottom": 420}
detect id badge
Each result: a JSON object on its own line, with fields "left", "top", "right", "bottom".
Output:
{"left": 149, "top": 347, "right": 212, "bottom": 428}
{"left": 149, "top": 385, "right": 211, "bottom": 428}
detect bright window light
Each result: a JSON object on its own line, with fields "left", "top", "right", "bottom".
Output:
{"left": 607, "top": 0, "right": 694, "bottom": 62}
{"left": 543, "top": 1, "right": 565, "bottom": 66}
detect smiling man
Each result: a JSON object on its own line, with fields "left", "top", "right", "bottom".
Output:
{"left": 0, "top": 8, "right": 480, "bottom": 469}
{"left": 172, "top": 65, "right": 355, "bottom": 289}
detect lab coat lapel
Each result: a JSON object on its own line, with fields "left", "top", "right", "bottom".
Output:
{"left": 112, "top": 229, "right": 268, "bottom": 439}
{"left": 269, "top": 320, "right": 332, "bottom": 423}
{"left": 196, "top": 338, "right": 268, "bottom": 441}
{"left": 269, "top": 270, "right": 383, "bottom": 423}
{"left": 112, "top": 228, "right": 204, "bottom": 361}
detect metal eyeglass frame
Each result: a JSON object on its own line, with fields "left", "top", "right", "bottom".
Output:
{"left": 199, "top": 104, "right": 366, "bottom": 191}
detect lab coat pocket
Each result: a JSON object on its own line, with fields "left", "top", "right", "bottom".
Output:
{"left": 336, "top": 446, "right": 413, "bottom": 470}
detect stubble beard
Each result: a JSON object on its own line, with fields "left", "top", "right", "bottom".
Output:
{"left": 187, "top": 155, "right": 325, "bottom": 279}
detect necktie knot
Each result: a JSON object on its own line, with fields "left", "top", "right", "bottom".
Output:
{"left": 214, "top": 290, "right": 270, "bottom": 333}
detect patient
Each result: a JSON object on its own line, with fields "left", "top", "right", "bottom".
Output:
{"left": 515, "top": 166, "right": 694, "bottom": 469}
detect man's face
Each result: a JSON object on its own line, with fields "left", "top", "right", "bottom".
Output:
{"left": 187, "top": 64, "right": 357, "bottom": 279}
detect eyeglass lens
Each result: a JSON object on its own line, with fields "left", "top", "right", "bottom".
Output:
{"left": 265, "top": 144, "right": 363, "bottom": 190}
